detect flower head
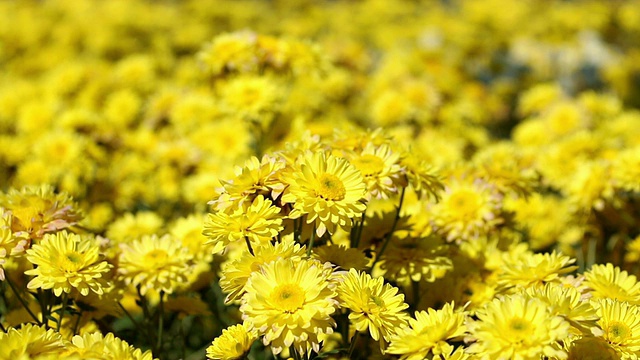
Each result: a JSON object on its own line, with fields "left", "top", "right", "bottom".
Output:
{"left": 595, "top": 299, "right": 640, "bottom": 359}
{"left": 336, "top": 269, "right": 410, "bottom": 343}
{"left": 281, "top": 151, "right": 367, "bottom": 237}
{"left": 347, "top": 142, "right": 404, "bottom": 200}
{"left": 118, "top": 234, "right": 193, "bottom": 295}
{"left": 25, "top": 231, "right": 112, "bottom": 297}
{"left": 585, "top": 263, "right": 640, "bottom": 304}
{"left": 65, "top": 332, "right": 154, "bottom": 360}
{"left": 206, "top": 323, "right": 257, "bottom": 360}
{"left": 240, "top": 258, "right": 338, "bottom": 356}
{"left": 0, "top": 324, "right": 66, "bottom": 358}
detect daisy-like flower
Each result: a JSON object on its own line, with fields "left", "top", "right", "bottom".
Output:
{"left": 312, "top": 244, "right": 369, "bottom": 271}
{"left": 336, "top": 269, "right": 410, "bottom": 343}
{"left": 347, "top": 142, "right": 404, "bottom": 200}
{"left": 379, "top": 236, "right": 453, "bottom": 283}
{"left": 281, "top": 151, "right": 367, "bottom": 237}
{"left": 1, "top": 184, "right": 83, "bottom": 242}
{"left": 584, "top": 263, "right": 640, "bottom": 304}
{"left": 0, "top": 324, "right": 66, "bottom": 358}
{"left": 203, "top": 195, "right": 283, "bottom": 254}
{"left": 219, "top": 238, "right": 306, "bottom": 303}
{"left": 526, "top": 283, "right": 598, "bottom": 335}
{"left": 594, "top": 299, "right": 640, "bottom": 359}
{"left": 386, "top": 302, "right": 468, "bottom": 360}
{"left": 206, "top": 323, "right": 258, "bottom": 360}
{"left": 118, "top": 234, "right": 193, "bottom": 295}
{"left": 497, "top": 251, "right": 578, "bottom": 291}
{"left": 398, "top": 152, "right": 444, "bottom": 200}
{"left": 1, "top": 209, "right": 28, "bottom": 280}
{"left": 24, "top": 231, "right": 112, "bottom": 297}
{"left": 430, "top": 177, "right": 502, "bottom": 242}
{"left": 65, "top": 332, "right": 154, "bottom": 360}
{"left": 240, "top": 258, "right": 338, "bottom": 356}
{"left": 466, "top": 294, "right": 570, "bottom": 360}
{"left": 211, "top": 155, "right": 285, "bottom": 211}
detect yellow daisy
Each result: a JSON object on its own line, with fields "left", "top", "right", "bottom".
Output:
{"left": 386, "top": 302, "right": 468, "bottom": 360}
{"left": 595, "top": 299, "right": 640, "bottom": 359}
{"left": 347, "top": 142, "right": 404, "bottom": 200}
{"left": 281, "top": 151, "right": 367, "bottom": 237}
{"left": 497, "top": 251, "right": 578, "bottom": 291}
{"left": 584, "top": 263, "right": 640, "bottom": 304}
{"left": 312, "top": 244, "right": 369, "bottom": 271}
{"left": 466, "top": 294, "right": 570, "bottom": 360}
{"left": 206, "top": 323, "right": 257, "bottom": 360}
{"left": 65, "top": 332, "right": 154, "bottom": 360}
{"left": 336, "top": 269, "right": 410, "bottom": 343}
{"left": 117, "top": 234, "right": 193, "bottom": 295}
{"left": 526, "top": 283, "right": 598, "bottom": 335}
{"left": 203, "top": 195, "right": 283, "bottom": 254}
{"left": 0, "top": 324, "right": 66, "bottom": 358}
{"left": 240, "top": 258, "right": 338, "bottom": 356}
{"left": 1, "top": 209, "right": 29, "bottom": 280}
{"left": 24, "top": 231, "right": 112, "bottom": 297}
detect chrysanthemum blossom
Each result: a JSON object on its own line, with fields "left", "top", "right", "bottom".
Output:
{"left": 281, "top": 151, "right": 367, "bottom": 237}
{"left": 595, "top": 299, "right": 640, "bottom": 359}
{"left": 348, "top": 142, "right": 404, "bottom": 200}
{"left": 387, "top": 302, "right": 468, "bottom": 360}
{"left": 206, "top": 323, "right": 257, "bottom": 360}
{"left": 584, "top": 263, "right": 640, "bottom": 304}
{"left": 466, "top": 294, "right": 570, "bottom": 360}
{"left": 203, "top": 195, "right": 283, "bottom": 254}
{"left": 0, "top": 324, "right": 66, "bottom": 358}
{"left": 336, "top": 269, "right": 410, "bottom": 343}
{"left": 66, "top": 332, "right": 154, "bottom": 360}
{"left": 118, "top": 234, "right": 193, "bottom": 295}
{"left": 240, "top": 258, "right": 338, "bottom": 356}
{"left": 497, "top": 251, "right": 578, "bottom": 291}
{"left": 25, "top": 231, "right": 112, "bottom": 297}
{"left": 0, "top": 209, "right": 29, "bottom": 280}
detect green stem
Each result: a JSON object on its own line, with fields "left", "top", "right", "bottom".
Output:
{"left": 411, "top": 280, "right": 420, "bottom": 312}
{"left": 156, "top": 291, "right": 165, "bottom": 353}
{"left": 37, "top": 289, "right": 50, "bottom": 329}
{"left": 307, "top": 225, "right": 316, "bottom": 257}
{"left": 353, "top": 207, "right": 367, "bottom": 249}
{"left": 370, "top": 188, "right": 406, "bottom": 271}
{"left": 72, "top": 309, "right": 83, "bottom": 335}
{"left": 57, "top": 292, "right": 69, "bottom": 332}
{"left": 244, "top": 236, "right": 255, "bottom": 256}
{"left": 136, "top": 286, "right": 156, "bottom": 346}
{"left": 117, "top": 301, "right": 148, "bottom": 339}
{"left": 348, "top": 331, "right": 359, "bottom": 359}
{"left": 4, "top": 272, "right": 40, "bottom": 324}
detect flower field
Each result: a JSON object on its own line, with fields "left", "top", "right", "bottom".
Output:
{"left": 2, "top": 0, "right": 640, "bottom": 359}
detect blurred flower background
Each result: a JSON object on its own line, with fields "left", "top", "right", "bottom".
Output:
{"left": 1, "top": 0, "right": 640, "bottom": 359}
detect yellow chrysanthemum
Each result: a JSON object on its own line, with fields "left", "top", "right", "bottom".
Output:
{"left": 0, "top": 324, "right": 66, "bottom": 359}
{"left": 219, "top": 238, "right": 306, "bottom": 303}
{"left": 497, "top": 251, "right": 578, "bottom": 291}
{"left": 240, "top": 258, "right": 338, "bottom": 356}
{"left": 584, "top": 263, "right": 640, "bottom": 304}
{"left": 24, "top": 231, "right": 112, "bottom": 297}
{"left": 595, "top": 299, "right": 640, "bottom": 359}
{"left": 467, "top": 294, "right": 570, "bottom": 360}
{"left": 348, "top": 142, "right": 404, "bottom": 200}
{"left": 0, "top": 209, "right": 29, "bottom": 280}
{"left": 281, "top": 151, "right": 367, "bottom": 237}
{"left": 118, "top": 234, "right": 193, "bottom": 295}
{"left": 379, "top": 236, "right": 453, "bottom": 283}
{"left": 169, "top": 214, "right": 214, "bottom": 262}
{"left": 398, "top": 152, "right": 444, "bottom": 200}
{"left": 526, "top": 283, "right": 598, "bottom": 335}
{"left": 336, "top": 269, "right": 410, "bottom": 343}
{"left": 567, "top": 336, "right": 618, "bottom": 360}
{"left": 65, "top": 332, "right": 155, "bottom": 360}
{"left": 206, "top": 323, "right": 258, "bottom": 360}
{"left": 430, "top": 177, "right": 502, "bottom": 242}
{"left": 312, "top": 244, "right": 369, "bottom": 271}
{"left": 203, "top": 195, "right": 283, "bottom": 254}
{"left": 386, "top": 302, "right": 468, "bottom": 360}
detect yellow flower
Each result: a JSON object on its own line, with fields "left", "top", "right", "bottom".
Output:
{"left": 0, "top": 209, "right": 29, "bottom": 280}
{"left": 336, "top": 269, "right": 410, "bottom": 343}
{"left": 203, "top": 195, "right": 283, "bottom": 254}
{"left": 0, "top": 324, "right": 66, "bottom": 358}
{"left": 386, "top": 302, "right": 468, "bottom": 360}
{"left": 497, "top": 251, "right": 578, "bottom": 291}
{"left": 219, "top": 237, "right": 306, "bottom": 303}
{"left": 65, "top": 332, "right": 155, "bottom": 360}
{"left": 240, "top": 258, "right": 338, "bottom": 356}
{"left": 281, "top": 151, "right": 367, "bottom": 237}
{"left": 467, "top": 294, "right": 570, "bottom": 360}
{"left": 567, "top": 336, "right": 618, "bottom": 360}
{"left": 206, "top": 323, "right": 257, "bottom": 360}
{"left": 595, "top": 299, "right": 640, "bottom": 359}
{"left": 584, "top": 263, "right": 640, "bottom": 304}
{"left": 526, "top": 283, "right": 598, "bottom": 335}
{"left": 379, "top": 235, "right": 453, "bottom": 283}
{"left": 197, "top": 31, "right": 260, "bottom": 77}
{"left": 430, "top": 177, "right": 502, "bottom": 242}
{"left": 118, "top": 234, "right": 193, "bottom": 295}
{"left": 25, "top": 231, "right": 112, "bottom": 297}
{"left": 398, "top": 152, "right": 444, "bottom": 200}
{"left": 312, "top": 244, "right": 369, "bottom": 271}
{"left": 347, "top": 142, "right": 404, "bottom": 200}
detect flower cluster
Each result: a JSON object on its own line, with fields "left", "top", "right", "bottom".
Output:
{"left": 2, "top": 0, "right": 640, "bottom": 359}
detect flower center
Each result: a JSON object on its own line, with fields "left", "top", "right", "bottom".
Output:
{"left": 316, "top": 173, "right": 346, "bottom": 201}
{"left": 352, "top": 155, "right": 385, "bottom": 177}
{"left": 606, "top": 321, "right": 631, "bottom": 344}
{"left": 271, "top": 284, "right": 305, "bottom": 313}
{"left": 60, "top": 251, "right": 84, "bottom": 272}
{"left": 507, "top": 317, "right": 532, "bottom": 342}
{"left": 446, "top": 189, "right": 483, "bottom": 220}
{"left": 143, "top": 249, "right": 169, "bottom": 269}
